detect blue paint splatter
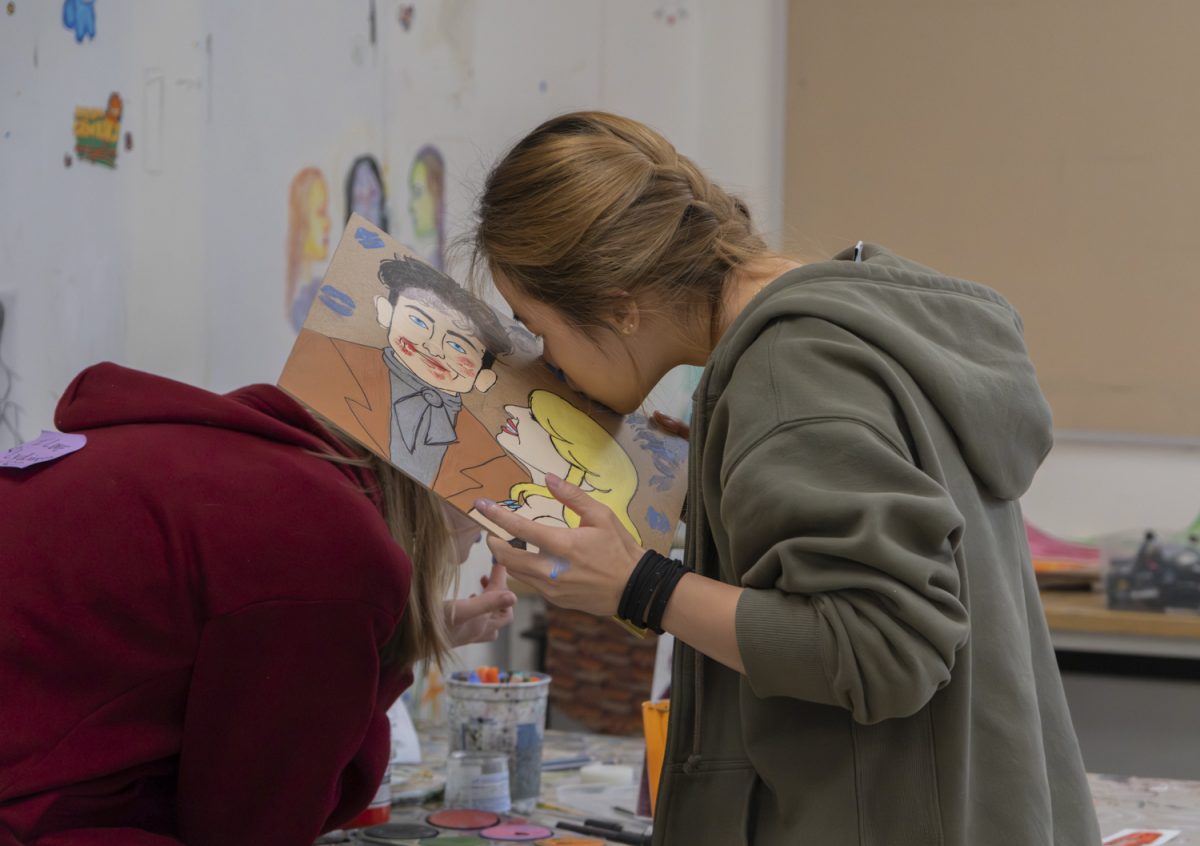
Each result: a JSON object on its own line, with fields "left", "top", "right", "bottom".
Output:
{"left": 354, "top": 226, "right": 385, "bottom": 249}
{"left": 629, "top": 413, "right": 686, "bottom": 491}
{"left": 62, "top": 0, "right": 95, "bottom": 43}
{"left": 318, "top": 285, "right": 356, "bottom": 316}
{"left": 647, "top": 506, "right": 671, "bottom": 534}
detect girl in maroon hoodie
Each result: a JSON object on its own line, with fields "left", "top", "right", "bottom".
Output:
{"left": 0, "top": 363, "right": 516, "bottom": 846}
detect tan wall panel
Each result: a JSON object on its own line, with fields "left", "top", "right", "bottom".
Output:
{"left": 785, "top": 1, "right": 1198, "bottom": 436}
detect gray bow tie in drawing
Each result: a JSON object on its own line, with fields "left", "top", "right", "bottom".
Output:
{"left": 392, "top": 386, "right": 461, "bottom": 453}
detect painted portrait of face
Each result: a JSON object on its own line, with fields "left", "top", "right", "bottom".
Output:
{"left": 408, "top": 145, "right": 445, "bottom": 269}
{"left": 286, "top": 167, "right": 332, "bottom": 331}
{"left": 497, "top": 401, "right": 573, "bottom": 485}
{"left": 498, "top": 390, "right": 642, "bottom": 543}
{"left": 347, "top": 155, "right": 387, "bottom": 231}
{"left": 375, "top": 291, "right": 497, "bottom": 396}
{"left": 303, "top": 179, "right": 331, "bottom": 261}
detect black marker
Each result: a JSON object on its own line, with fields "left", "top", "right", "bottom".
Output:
{"left": 556, "top": 821, "right": 651, "bottom": 845}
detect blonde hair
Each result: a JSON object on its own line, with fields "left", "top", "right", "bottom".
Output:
{"left": 508, "top": 390, "right": 641, "bottom": 543}
{"left": 317, "top": 426, "right": 456, "bottom": 669}
{"left": 468, "top": 111, "right": 769, "bottom": 340}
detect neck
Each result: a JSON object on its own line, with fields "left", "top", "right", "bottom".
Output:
{"left": 677, "top": 256, "right": 802, "bottom": 363}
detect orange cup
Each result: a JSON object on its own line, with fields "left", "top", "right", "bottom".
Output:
{"left": 641, "top": 699, "right": 670, "bottom": 815}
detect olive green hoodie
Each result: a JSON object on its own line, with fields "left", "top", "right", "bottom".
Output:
{"left": 654, "top": 245, "right": 1099, "bottom": 844}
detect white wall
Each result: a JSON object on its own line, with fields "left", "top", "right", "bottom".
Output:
{"left": 1022, "top": 436, "right": 1200, "bottom": 539}
{"left": 6, "top": 0, "right": 1182, "bottom": 594}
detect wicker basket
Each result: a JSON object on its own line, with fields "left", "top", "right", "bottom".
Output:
{"left": 544, "top": 605, "right": 658, "bottom": 736}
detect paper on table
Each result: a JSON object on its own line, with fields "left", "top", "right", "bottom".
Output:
{"left": 0, "top": 430, "right": 87, "bottom": 469}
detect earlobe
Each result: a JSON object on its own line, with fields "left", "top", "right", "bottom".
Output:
{"left": 475, "top": 369, "right": 498, "bottom": 393}
{"left": 611, "top": 293, "right": 640, "bottom": 336}
{"left": 374, "top": 295, "right": 392, "bottom": 329}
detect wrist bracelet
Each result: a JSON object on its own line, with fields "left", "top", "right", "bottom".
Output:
{"left": 646, "top": 560, "right": 692, "bottom": 635}
{"left": 619, "top": 550, "right": 691, "bottom": 634}
{"left": 626, "top": 552, "right": 674, "bottom": 629}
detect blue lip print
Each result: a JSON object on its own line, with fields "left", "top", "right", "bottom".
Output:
{"left": 62, "top": 0, "right": 96, "bottom": 43}
{"left": 647, "top": 506, "right": 671, "bottom": 534}
{"left": 354, "top": 226, "right": 385, "bottom": 249}
{"left": 318, "top": 285, "right": 356, "bottom": 317}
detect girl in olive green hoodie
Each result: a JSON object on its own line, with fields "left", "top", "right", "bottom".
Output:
{"left": 475, "top": 112, "right": 1100, "bottom": 846}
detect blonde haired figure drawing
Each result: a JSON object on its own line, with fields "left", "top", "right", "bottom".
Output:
{"left": 494, "top": 389, "right": 641, "bottom": 543}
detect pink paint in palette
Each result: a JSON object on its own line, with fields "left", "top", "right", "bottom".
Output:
{"left": 0, "top": 431, "right": 86, "bottom": 469}
{"left": 479, "top": 824, "right": 553, "bottom": 842}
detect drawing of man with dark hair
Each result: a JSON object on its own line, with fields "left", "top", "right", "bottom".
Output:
{"left": 281, "top": 252, "right": 522, "bottom": 509}
{"left": 372, "top": 255, "right": 512, "bottom": 481}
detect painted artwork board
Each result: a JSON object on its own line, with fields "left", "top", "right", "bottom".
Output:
{"left": 278, "top": 216, "right": 688, "bottom": 555}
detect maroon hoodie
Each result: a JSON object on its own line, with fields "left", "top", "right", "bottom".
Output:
{"left": 0, "top": 363, "right": 413, "bottom": 846}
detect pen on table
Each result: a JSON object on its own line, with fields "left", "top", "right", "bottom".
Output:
{"left": 556, "top": 821, "right": 652, "bottom": 845}
{"left": 541, "top": 755, "right": 592, "bottom": 771}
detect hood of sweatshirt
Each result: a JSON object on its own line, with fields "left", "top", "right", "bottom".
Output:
{"left": 54, "top": 362, "right": 375, "bottom": 494}
{"left": 707, "top": 244, "right": 1053, "bottom": 500}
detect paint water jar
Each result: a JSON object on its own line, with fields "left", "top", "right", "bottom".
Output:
{"left": 445, "top": 672, "right": 551, "bottom": 813}
{"left": 444, "top": 751, "right": 511, "bottom": 813}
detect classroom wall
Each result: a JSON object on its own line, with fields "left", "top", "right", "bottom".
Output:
{"left": 4, "top": 1, "right": 1190, "bottom": 584}
{"left": 0, "top": 0, "right": 787, "bottom": 446}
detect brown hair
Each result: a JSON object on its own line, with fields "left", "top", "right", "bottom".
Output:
{"left": 317, "top": 427, "right": 456, "bottom": 670}
{"left": 467, "top": 111, "right": 770, "bottom": 340}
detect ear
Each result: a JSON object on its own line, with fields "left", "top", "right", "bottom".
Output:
{"left": 374, "top": 295, "right": 392, "bottom": 329}
{"left": 608, "top": 291, "right": 641, "bottom": 337}
{"left": 474, "top": 368, "right": 498, "bottom": 393}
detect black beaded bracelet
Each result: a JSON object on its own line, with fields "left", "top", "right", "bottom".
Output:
{"left": 618, "top": 550, "right": 661, "bottom": 623}
{"left": 619, "top": 550, "right": 691, "bottom": 634}
{"left": 623, "top": 552, "right": 674, "bottom": 629}
{"left": 646, "top": 559, "right": 692, "bottom": 635}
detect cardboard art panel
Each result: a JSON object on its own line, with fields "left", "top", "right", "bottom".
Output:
{"left": 278, "top": 215, "right": 688, "bottom": 554}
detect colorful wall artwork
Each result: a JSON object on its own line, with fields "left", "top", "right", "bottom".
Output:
{"left": 72, "top": 93, "right": 122, "bottom": 168}
{"left": 61, "top": 0, "right": 96, "bottom": 43}
{"left": 285, "top": 167, "right": 332, "bottom": 332}
{"left": 408, "top": 145, "right": 445, "bottom": 271}
{"left": 345, "top": 154, "right": 388, "bottom": 232}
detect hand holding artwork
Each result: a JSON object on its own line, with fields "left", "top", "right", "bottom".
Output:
{"left": 445, "top": 559, "right": 516, "bottom": 647}
{"left": 479, "top": 474, "right": 644, "bottom": 617}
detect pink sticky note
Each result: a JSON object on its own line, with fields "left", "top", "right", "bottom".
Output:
{"left": 0, "top": 430, "right": 87, "bottom": 469}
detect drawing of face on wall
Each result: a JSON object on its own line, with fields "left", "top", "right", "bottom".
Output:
{"left": 408, "top": 145, "right": 445, "bottom": 270}
{"left": 498, "top": 390, "right": 642, "bottom": 543}
{"left": 346, "top": 155, "right": 388, "bottom": 232}
{"left": 286, "top": 167, "right": 331, "bottom": 331}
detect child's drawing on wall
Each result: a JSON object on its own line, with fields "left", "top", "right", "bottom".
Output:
{"left": 285, "top": 167, "right": 332, "bottom": 332}
{"left": 61, "top": 0, "right": 95, "bottom": 43}
{"left": 346, "top": 155, "right": 388, "bottom": 232}
{"left": 408, "top": 145, "right": 445, "bottom": 270}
